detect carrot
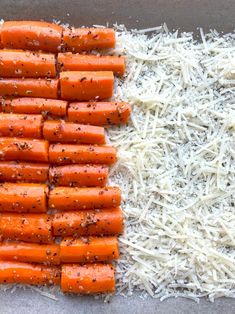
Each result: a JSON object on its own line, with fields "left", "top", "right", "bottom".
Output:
{"left": 0, "top": 161, "right": 49, "bottom": 183}
{"left": 1, "top": 21, "right": 62, "bottom": 53}
{"left": 0, "top": 183, "right": 48, "bottom": 213}
{"left": 48, "top": 186, "right": 121, "bottom": 211}
{"left": 63, "top": 27, "right": 115, "bottom": 52}
{"left": 0, "top": 29, "right": 3, "bottom": 49}
{"left": 0, "top": 242, "right": 60, "bottom": 265}
{"left": 60, "top": 71, "right": 114, "bottom": 101}
{"left": 0, "top": 213, "right": 53, "bottom": 243}
{"left": 53, "top": 207, "right": 123, "bottom": 236}
{"left": 0, "top": 49, "right": 56, "bottom": 78}
{"left": 0, "top": 113, "right": 42, "bottom": 138}
{"left": 0, "top": 261, "right": 60, "bottom": 285}
{"left": 0, "top": 78, "right": 58, "bottom": 98}
{"left": 68, "top": 101, "right": 131, "bottom": 126}
{"left": 49, "top": 144, "right": 116, "bottom": 165}
{"left": 49, "top": 164, "right": 108, "bottom": 187}
{"left": 58, "top": 53, "right": 125, "bottom": 75}
{"left": 0, "top": 138, "right": 49, "bottom": 162}
{"left": 61, "top": 263, "right": 115, "bottom": 294}
{"left": 60, "top": 236, "right": 119, "bottom": 263}
{"left": 43, "top": 120, "right": 105, "bottom": 144}
{"left": 2, "top": 97, "right": 68, "bottom": 117}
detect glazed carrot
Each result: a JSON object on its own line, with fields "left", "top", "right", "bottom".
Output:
{"left": 49, "top": 186, "right": 121, "bottom": 211}
{"left": 60, "top": 236, "right": 119, "bottom": 263}
{"left": 43, "top": 121, "right": 105, "bottom": 144}
{"left": 63, "top": 27, "right": 115, "bottom": 52}
{"left": 49, "top": 144, "right": 116, "bottom": 165}
{"left": 0, "top": 78, "right": 58, "bottom": 98}
{"left": 0, "top": 138, "right": 49, "bottom": 162}
{"left": 1, "top": 21, "right": 62, "bottom": 53}
{"left": 0, "top": 213, "right": 53, "bottom": 243}
{"left": 0, "top": 113, "right": 42, "bottom": 138}
{"left": 68, "top": 102, "right": 131, "bottom": 126}
{"left": 49, "top": 164, "right": 108, "bottom": 187}
{"left": 60, "top": 71, "right": 114, "bottom": 101}
{"left": 0, "top": 49, "right": 56, "bottom": 78}
{"left": 0, "top": 261, "right": 60, "bottom": 285}
{"left": 0, "top": 242, "right": 60, "bottom": 265}
{"left": 2, "top": 97, "right": 68, "bottom": 117}
{"left": 58, "top": 53, "right": 125, "bottom": 75}
{"left": 53, "top": 207, "right": 123, "bottom": 236}
{"left": 0, "top": 183, "right": 48, "bottom": 213}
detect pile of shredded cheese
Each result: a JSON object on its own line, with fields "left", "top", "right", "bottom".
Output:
{"left": 109, "top": 25, "right": 235, "bottom": 302}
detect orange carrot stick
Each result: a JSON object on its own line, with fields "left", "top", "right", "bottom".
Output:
{"left": 0, "top": 78, "right": 58, "bottom": 98}
{"left": 53, "top": 207, "right": 123, "bottom": 236}
{"left": 49, "top": 186, "right": 121, "bottom": 211}
{"left": 0, "top": 113, "right": 42, "bottom": 138}
{"left": 49, "top": 164, "right": 108, "bottom": 187}
{"left": 0, "top": 213, "right": 53, "bottom": 243}
{"left": 0, "top": 49, "right": 56, "bottom": 78}
{"left": 60, "top": 236, "right": 119, "bottom": 263}
{"left": 0, "top": 261, "right": 60, "bottom": 285}
{"left": 58, "top": 53, "right": 125, "bottom": 75}
{"left": 49, "top": 144, "right": 116, "bottom": 165}
{"left": 68, "top": 101, "right": 131, "bottom": 126}
{"left": 63, "top": 27, "right": 115, "bottom": 52}
{"left": 1, "top": 21, "right": 63, "bottom": 53}
{"left": 0, "top": 183, "right": 48, "bottom": 213}
{"left": 43, "top": 120, "right": 105, "bottom": 144}
{"left": 60, "top": 71, "right": 114, "bottom": 101}
{"left": 0, "top": 138, "right": 49, "bottom": 162}
{"left": 0, "top": 161, "right": 49, "bottom": 183}
{"left": 61, "top": 263, "right": 115, "bottom": 294}
{"left": 0, "top": 242, "right": 60, "bottom": 265}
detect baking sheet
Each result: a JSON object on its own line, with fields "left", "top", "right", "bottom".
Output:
{"left": 1, "top": 0, "right": 235, "bottom": 312}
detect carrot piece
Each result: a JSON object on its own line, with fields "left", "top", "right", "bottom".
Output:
{"left": 49, "top": 186, "right": 121, "bottom": 211}
{"left": 0, "top": 161, "right": 49, "bottom": 183}
{"left": 60, "top": 236, "right": 119, "bottom": 263}
{"left": 53, "top": 207, "right": 123, "bottom": 236}
{"left": 0, "top": 183, "right": 48, "bottom": 213}
{"left": 0, "top": 113, "right": 42, "bottom": 138}
{"left": 60, "top": 71, "right": 114, "bottom": 101}
{"left": 0, "top": 213, "right": 53, "bottom": 243}
{"left": 0, "top": 29, "right": 3, "bottom": 49}
{"left": 1, "top": 21, "right": 62, "bottom": 53}
{"left": 0, "top": 242, "right": 60, "bottom": 265}
{"left": 0, "top": 138, "right": 49, "bottom": 162}
{"left": 68, "top": 102, "right": 131, "bottom": 126}
{"left": 49, "top": 164, "right": 108, "bottom": 187}
{"left": 0, "top": 78, "right": 58, "bottom": 98}
{"left": 49, "top": 144, "right": 116, "bottom": 165}
{"left": 2, "top": 97, "right": 68, "bottom": 117}
{"left": 0, "top": 261, "right": 60, "bottom": 285}
{"left": 0, "top": 49, "right": 56, "bottom": 78}
{"left": 58, "top": 53, "right": 125, "bottom": 75}
{"left": 61, "top": 263, "right": 115, "bottom": 294}
{"left": 63, "top": 27, "right": 115, "bottom": 52}
{"left": 43, "top": 120, "right": 105, "bottom": 144}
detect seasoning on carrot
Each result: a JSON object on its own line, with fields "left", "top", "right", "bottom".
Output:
{"left": 49, "top": 186, "right": 121, "bottom": 211}
{"left": 0, "top": 213, "right": 53, "bottom": 243}
{"left": 61, "top": 263, "right": 115, "bottom": 294}
{"left": 68, "top": 102, "right": 131, "bottom": 126}
{"left": 60, "top": 236, "right": 119, "bottom": 263}
{"left": 0, "top": 49, "right": 56, "bottom": 78}
{"left": 60, "top": 71, "right": 114, "bottom": 101}
{"left": 0, "top": 138, "right": 49, "bottom": 162}
{"left": 53, "top": 207, "right": 123, "bottom": 236}
{"left": 49, "top": 164, "right": 108, "bottom": 187}
{"left": 49, "top": 144, "right": 116, "bottom": 165}
{"left": 1, "top": 21, "right": 63, "bottom": 53}
{"left": 43, "top": 120, "right": 105, "bottom": 144}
